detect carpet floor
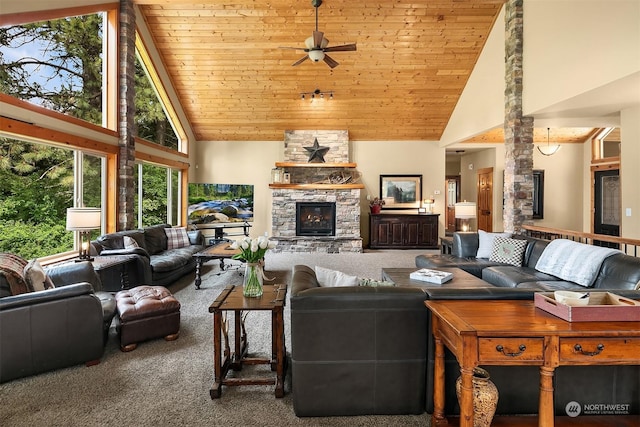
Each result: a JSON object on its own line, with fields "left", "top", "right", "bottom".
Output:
{"left": 0, "top": 249, "right": 435, "bottom": 426}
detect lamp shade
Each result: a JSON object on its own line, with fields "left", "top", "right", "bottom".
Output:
{"left": 454, "top": 202, "right": 476, "bottom": 219}
{"left": 66, "top": 207, "right": 101, "bottom": 231}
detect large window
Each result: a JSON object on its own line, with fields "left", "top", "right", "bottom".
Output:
{"left": 1, "top": 6, "right": 189, "bottom": 260}
{"left": 134, "top": 163, "right": 181, "bottom": 228}
{"left": 0, "top": 137, "right": 104, "bottom": 259}
{"left": 0, "top": 13, "right": 105, "bottom": 125}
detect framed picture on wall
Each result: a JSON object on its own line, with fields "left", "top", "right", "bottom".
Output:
{"left": 379, "top": 174, "right": 422, "bottom": 209}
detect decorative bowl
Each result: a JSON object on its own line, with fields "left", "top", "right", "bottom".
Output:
{"left": 554, "top": 290, "right": 590, "bottom": 306}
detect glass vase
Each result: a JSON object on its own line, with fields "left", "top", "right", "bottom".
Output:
{"left": 243, "top": 262, "right": 264, "bottom": 298}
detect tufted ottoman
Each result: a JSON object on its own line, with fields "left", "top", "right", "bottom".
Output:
{"left": 114, "top": 285, "right": 180, "bottom": 352}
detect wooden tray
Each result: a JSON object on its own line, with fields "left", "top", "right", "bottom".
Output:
{"left": 534, "top": 292, "right": 640, "bottom": 322}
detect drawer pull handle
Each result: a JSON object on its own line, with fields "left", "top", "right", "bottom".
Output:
{"left": 496, "top": 344, "right": 526, "bottom": 357}
{"left": 574, "top": 343, "right": 604, "bottom": 356}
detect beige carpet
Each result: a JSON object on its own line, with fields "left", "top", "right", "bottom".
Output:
{"left": 0, "top": 249, "right": 435, "bottom": 426}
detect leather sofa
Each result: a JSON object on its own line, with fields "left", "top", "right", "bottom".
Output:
{"left": 289, "top": 264, "right": 428, "bottom": 416}
{"left": 416, "top": 232, "right": 640, "bottom": 291}
{"left": 0, "top": 260, "right": 116, "bottom": 383}
{"left": 415, "top": 232, "right": 640, "bottom": 416}
{"left": 91, "top": 224, "right": 205, "bottom": 287}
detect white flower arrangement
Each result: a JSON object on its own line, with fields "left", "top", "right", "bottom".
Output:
{"left": 229, "top": 235, "right": 276, "bottom": 263}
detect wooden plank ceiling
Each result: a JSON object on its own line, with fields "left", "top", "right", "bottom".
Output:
{"left": 135, "top": 0, "right": 506, "bottom": 142}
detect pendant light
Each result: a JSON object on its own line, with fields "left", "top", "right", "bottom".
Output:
{"left": 537, "top": 128, "right": 561, "bottom": 156}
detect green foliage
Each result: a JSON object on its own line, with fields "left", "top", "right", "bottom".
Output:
{"left": 0, "top": 220, "right": 72, "bottom": 259}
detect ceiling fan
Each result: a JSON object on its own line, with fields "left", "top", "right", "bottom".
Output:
{"left": 279, "top": 0, "right": 357, "bottom": 69}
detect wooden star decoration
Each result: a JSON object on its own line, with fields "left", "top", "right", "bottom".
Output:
{"left": 304, "top": 138, "right": 330, "bottom": 163}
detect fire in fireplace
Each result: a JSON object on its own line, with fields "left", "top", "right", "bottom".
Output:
{"left": 296, "top": 202, "right": 336, "bottom": 236}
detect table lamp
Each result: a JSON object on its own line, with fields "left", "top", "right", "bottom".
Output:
{"left": 66, "top": 207, "right": 101, "bottom": 261}
{"left": 454, "top": 201, "right": 476, "bottom": 231}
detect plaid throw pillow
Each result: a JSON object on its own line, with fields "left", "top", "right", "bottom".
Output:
{"left": 489, "top": 237, "right": 528, "bottom": 267}
{"left": 164, "top": 227, "right": 190, "bottom": 250}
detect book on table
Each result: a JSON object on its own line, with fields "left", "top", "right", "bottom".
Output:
{"left": 410, "top": 268, "right": 453, "bottom": 284}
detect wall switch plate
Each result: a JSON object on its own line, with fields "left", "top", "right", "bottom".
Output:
{"left": 434, "top": 190, "right": 441, "bottom": 195}
{"left": 626, "top": 208, "right": 632, "bottom": 217}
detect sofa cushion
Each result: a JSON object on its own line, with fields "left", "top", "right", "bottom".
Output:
{"left": 123, "top": 236, "right": 139, "bottom": 249}
{"left": 489, "top": 237, "right": 528, "bottom": 267}
{"left": 144, "top": 224, "right": 169, "bottom": 255}
{"left": 97, "top": 230, "right": 145, "bottom": 251}
{"left": 591, "top": 253, "right": 640, "bottom": 290}
{"left": 482, "top": 266, "right": 560, "bottom": 288}
{"left": 315, "top": 266, "right": 359, "bottom": 287}
{"left": 165, "top": 227, "right": 190, "bottom": 250}
{"left": 0, "top": 253, "right": 29, "bottom": 295}
{"left": 23, "top": 259, "right": 55, "bottom": 292}
{"left": 477, "top": 230, "right": 511, "bottom": 258}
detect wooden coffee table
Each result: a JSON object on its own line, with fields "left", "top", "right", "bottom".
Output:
{"left": 192, "top": 242, "right": 242, "bottom": 289}
{"left": 208, "top": 284, "right": 288, "bottom": 399}
{"left": 382, "top": 267, "right": 490, "bottom": 288}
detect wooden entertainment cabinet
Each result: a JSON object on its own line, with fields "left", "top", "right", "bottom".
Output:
{"left": 369, "top": 212, "right": 439, "bottom": 249}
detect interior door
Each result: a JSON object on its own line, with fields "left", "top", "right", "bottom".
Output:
{"left": 477, "top": 168, "right": 493, "bottom": 232}
{"left": 445, "top": 176, "right": 460, "bottom": 233}
{"left": 594, "top": 168, "right": 620, "bottom": 248}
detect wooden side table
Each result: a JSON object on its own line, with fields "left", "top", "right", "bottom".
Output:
{"left": 425, "top": 299, "right": 640, "bottom": 427}
{"left": 208, "top": 284, "right": 288, "bottom": 398}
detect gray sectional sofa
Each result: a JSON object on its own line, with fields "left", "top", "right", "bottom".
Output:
{"left": 288, "top": 234, "right": 640, "bottom": 418}
{"left": 416, "top": 231, "right": 640, "bottom": 292}
{"left": 415, "top": 231, "right": 640, "bottom": 416}
{"left": 92, "top": 223, "right": 204, "bottom": 287}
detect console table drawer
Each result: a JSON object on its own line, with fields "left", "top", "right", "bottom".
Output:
{"left": 560, "top": 338, "right": 640, "bottom": 362}
{"left": 479, "top": 338, "right": 544, "bottom": 362}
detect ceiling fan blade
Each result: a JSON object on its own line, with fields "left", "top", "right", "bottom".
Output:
{"left": 313, "top": 30, "right": 324, "bottom": 48}
{"left": 279, "top": 46, "right": 308, "bottom": 51}
{"left": 323, "top": 54, "right": 339, "bottom": 69}
{"left": 324, "top": 43, "right": 357, "bottom": 52}
{"left": 292, "top": 55, "right": 309, "bottom": 67}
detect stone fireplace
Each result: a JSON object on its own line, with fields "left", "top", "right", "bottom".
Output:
{"left": 270, "top": 130, "right": 362, "bottom": 253}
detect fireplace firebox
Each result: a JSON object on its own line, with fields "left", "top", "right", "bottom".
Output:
{"left": 296, "top": 202, "right": 336, "bottom": 236}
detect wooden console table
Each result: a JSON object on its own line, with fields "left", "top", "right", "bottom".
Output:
{"left": 425, "top": 299, "right": 640, "bottom": 427}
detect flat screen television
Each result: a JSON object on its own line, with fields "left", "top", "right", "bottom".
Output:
{"left": 188, "top": 183, "right": 254, "bottom": 225}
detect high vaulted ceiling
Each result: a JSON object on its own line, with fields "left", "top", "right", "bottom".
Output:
{"left": 134, "top": 0, "right": 506, "bottom": 141}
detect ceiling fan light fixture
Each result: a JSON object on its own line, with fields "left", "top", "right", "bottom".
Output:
{"left": 537, "top": 127, "right": 561, "bottom": 156}
{"left": 308, "top": 49, "right": 325, "bottom": 62}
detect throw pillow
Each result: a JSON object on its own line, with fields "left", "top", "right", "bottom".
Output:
{"left": 489, "top": 237, "right": 528, "bottom": 267}
{"left": 358, "top": 277, "right": 395, "bottom": 287}
{"left": 165, "top": 227, "right": 190, "bottom": 250}
{"left": 123, "top": 235, "right": 140, "bottom": 249}
{"left": 476, "top": 230, "right": 512, "bottom": 258}
{"left": 315, "top": 266, "right": 359, "bottom": 287}
{"left": 23, "top": 259, "right": 55, "bottom": 292}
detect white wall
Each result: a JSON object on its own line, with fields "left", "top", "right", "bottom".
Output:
{"left": 194, "top": 139, "right": 447, "bottom": 247}
{"left": 533, "top": 144, "right": 584, "bottom": 230}
{"left": 524, "top": 0, "right": 640, "bottom": 121}
{"left": 621, "top": 106, "right": 640, "bottom": 239}
{"left": 440, "top": 7, "right": 505, "bottom": 145}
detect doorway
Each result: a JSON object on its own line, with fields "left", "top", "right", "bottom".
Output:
{"left": 593, "top": 168, "right": 620, "bottom": 248}
{"left": 477, "top": 167, "right": 493, "bottom": 232}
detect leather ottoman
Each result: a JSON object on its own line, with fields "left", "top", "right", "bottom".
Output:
{"left": 115, "top": 285, "right": 180, "bottom": 352}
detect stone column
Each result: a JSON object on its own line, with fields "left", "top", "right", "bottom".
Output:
{"left": 503, "top": 0, "right": 533, "bottom": 234}
{"left": 118, "top": 0, "right": 136, "bottom": 230}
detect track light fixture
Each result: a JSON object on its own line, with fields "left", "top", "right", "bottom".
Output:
{"left": 300, "top": 88, "right": 334, "bottom": 101}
